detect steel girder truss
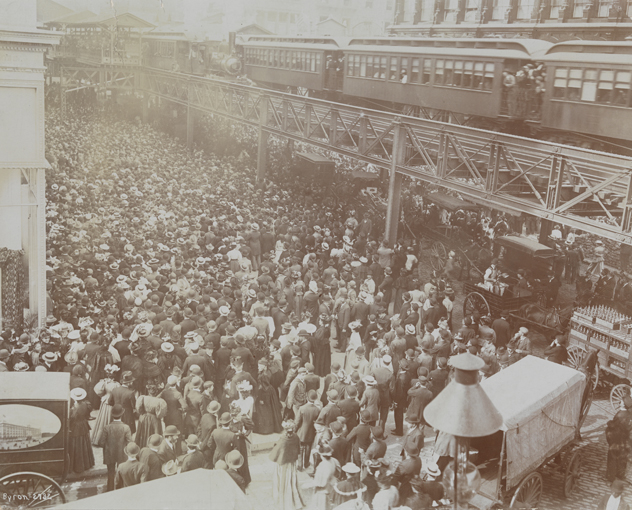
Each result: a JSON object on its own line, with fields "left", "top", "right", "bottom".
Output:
{"left": 65, "top": 66, "right": 632, "bottom": 244}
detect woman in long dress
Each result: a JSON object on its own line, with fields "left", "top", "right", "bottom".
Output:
{"left": 134, "top": 384, "right": 167, "bottom": 448}
{"left": 312, "top": 315, "right": 332, "bottom": 378}
{"left": 235, "top": 380, "right": 255, "bottom": 419}
{"left": 91, "top": 364, "right": 120, "bottom": 447}
{"left": 312, "top": 444, "right": 339, "bottom": 510}
{"left": 269, "top": 420, "right": 305, "bottom": 510}
{"left": 254, "top": 374, "right": 283, "bottom": 435}
{"left": 68, "top": 388, "right": 95, "bottom": 474}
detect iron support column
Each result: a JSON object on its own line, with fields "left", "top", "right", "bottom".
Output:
{"left": 385, "top": 120, "right": 405, "bottom": 246}
{"left": 257, "top": 95, "right": 269, "bottom": 183}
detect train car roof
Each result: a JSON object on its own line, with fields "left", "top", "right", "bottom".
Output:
{"left": 541, "top": 40, "right": 632, "bottom": 65}
{"left": 347, "top": 37, "right": 552, "bottom": 56}
{"left": 343, "top": 45, "right": 540, "bottom": 60}
{"left": 240, "top": 36, "right": 348, "bottom": 48}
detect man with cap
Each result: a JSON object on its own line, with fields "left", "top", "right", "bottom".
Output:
{"left": 295, "top": 390, "right": 321, "bottom": 471}
{"left": 159, "top": 375, "right": 186, "bottom": 432}
{"left": 338, "top": 385, "right": 361, "bottom": 433}
{"left": 108, "top": 371, "right": 137, "bottom": 434}
{"left": 509, "top": 327, "right": 532, "bottom": 359}
{"left": 407, "top": 376, "right": 433, "bottom": 426}
{"left": 206, "top": 412, "right": 236, "bottom": 468}
{"left": 287, "top": 367, "right": 308, "bottom": 418}
{"left": 184, "top": 376, "right": 206, "bottom": 436}
{"left": 180, "top": 434, "right": 206, "bottom": 472}
{"left": 317, "top": 389, "right": 342, "bottom": 427}
{"left": 365, "top": 426, "right": 387, "bottom": 461}
{"left": 393, "top": 442, "right": 422, "bottom": 501}
{"left": 138, "top": 434, "right": 164, "bottom": 481}
{"left": 371, "top": 356, "right": 394, "bottom": 430}
{"left": 329, "top": 420, "right": 350, "bottom": 465}
{"left": 225, "top": 450, "right": 247, "bottom": 492}
{"left": 359, "top": 375, "right": 380, "bottom": 425}
{"left": 158, "top": 425, "right": 182, "bottom": 465}
{"left": 182, "top": 342, "right": 214, "bottom": 382}
{"left": 597, "top": 479, "right": 629, "bottom": 510}
{"left": 321, "top": 363, "right": 341, "bottom": 408}
{"left": 428, "top": 357, "right": 449, "bottom": 398}
{"left": 390, "top": 358, "right": 413, "bottom": 437}
{"left": 346, "top": 409, "right": 373, "bottom": 466}
{"left": 114, "top": 442, "right": 148, "bottom": 489}
{"left": 99, "top": 404, "right": 133, "bottom": 491}
{"left": 492, "top": 313, "right": 511, "bottom": 350}
{"left": 199, "top": 400, "right": 221, "bottom": 447}
{"left": 303, "top": 363, "right": 320, "bottom": 394}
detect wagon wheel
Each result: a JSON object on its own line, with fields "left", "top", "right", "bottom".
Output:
{"left": 565, "top": 345, "right": 599, "bottom": 390}
{"left": 0, "top": 472, "right": 66, "bottom": 508}
{"left": 562, "top": 449, "right": 582, "bottom": 498}
{"left": 510, "top": 471, "right": 543, "bottom": 508}
{"left": 611, "top": 384, "right": 632, "bottom": 413}
{"left": 463, "top": 292, "right": 491, "bottom": 319}
{"left": 430, "top": 241, "right": 448, "bottom": 271}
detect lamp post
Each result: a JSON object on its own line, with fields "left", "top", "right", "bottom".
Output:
{"left": 424, "top": 352, "right": 503, "bottom": 510}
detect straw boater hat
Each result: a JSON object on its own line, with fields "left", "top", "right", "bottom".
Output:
{"left": 70, "top": 388, "right": 87, "bottom": 401}
{"left": 162, "top": 460, "right": 179, "bottom": 476}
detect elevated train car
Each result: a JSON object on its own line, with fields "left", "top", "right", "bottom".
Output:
{"left": 241, "top": 36, "right": 345, "bottom": 94}
{"left": 539, "top": 41, "right": 632, "bottom": 146}
{"left": 341, "top": 37, "right": 551, "bottom": 119}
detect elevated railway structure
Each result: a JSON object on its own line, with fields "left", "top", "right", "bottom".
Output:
{"left": 54, "top": 65, "right": 632, "bottom": 247}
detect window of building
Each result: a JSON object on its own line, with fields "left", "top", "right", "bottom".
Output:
{"left": 268, "top": 12, "right": 277, "bottom": 22}
{"left": 279, "top": 12, "right": 288, "bottom": 22}
{"left": 573, "top": 0, "right": 590, "bottom": 17}
{"left": 492, "top": 0, "right": 511, "bottom": 19}
{"left": 516, "top": 0, "right": 534, "bottom": 18}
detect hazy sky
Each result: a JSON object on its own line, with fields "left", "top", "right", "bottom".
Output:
{"left": 0, "top": 404, "right": 61, "bottom": 435}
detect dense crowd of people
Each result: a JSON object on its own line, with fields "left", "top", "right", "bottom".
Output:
{"left": 1, "top": 98, "right": 624, "bottom": 509}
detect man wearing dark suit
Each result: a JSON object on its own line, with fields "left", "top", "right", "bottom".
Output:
{"left": 159, "top": 376, "right": 186, "bottom": 432}
{"left": 108, "top": 372, "right": 137, "bottom": 434}
{"left": 214, "top": 338, "right": 233, "bottom": 388}
{"left": 180, "top": 435, "right": 206, "bottom": 472}
{"left": 544, "top": 336, "right": 568, "bottom": 365}
{"left": 304, "top": 363, "right": 320, "bottom": 394}
{"left": 99, "top": 405, "right": 133, "bottom": 491}
{"left": 206, "top": 412, "right": 236, "bottom": 467}
{"left": 317, "top": 390, "right": 341, "bottom": 426}
{"left": 157, "top": 426, "right": 181, "bottom": 465}
{"left": 338, "top": 386, "right": 361, "bottom": 433}
{"left": 199, "top": 401, "right": 220, "bottom": 447}
{"left": 320, "top": 364, "right": 341, "bottom": 407}
{"left": 182, "top": 344, "right": 214, "bottom": 382}
{"left": 295, "top": 391, "right": 321, "bottom": 470}
{"left": 185, "top": 376, "right": 205, "bottom": 436}
{"left": 114, "top": 442, "right": 148, "bottom": 489}
{"left": 390, "top": 359, "right": 413, "bottom": 436}
{"left": 365, "top": 426, "right": 387, "bottom": 461}
{"left": 138, "top": 434, "right": 164, "bottom": 481}
{"left": 329, "top": 421, "right": 350, "bottom": 465}
{"left": 347, "top": 410, "right": 373, "bottom": 465}
{"left": 492, "top": 314, "right": 511, "bottom": 349}
{"left": 179, "top": 308, "right": 197, "bottom": 337}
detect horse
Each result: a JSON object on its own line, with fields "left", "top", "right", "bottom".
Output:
{"left": 516, "top": 302, "right": 574, "bottom": 335}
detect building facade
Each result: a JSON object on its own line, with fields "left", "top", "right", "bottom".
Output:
{"left": 0, "top": 421, "right": 41, "bottom": 441}
{"left": 388, "top": 0, "right": 632, "bottom": 40}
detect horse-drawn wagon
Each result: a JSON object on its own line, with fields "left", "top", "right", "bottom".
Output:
{"left": 469, "top": 355, "right": 594, "bottom": 509}
{"left": 0, "top": 373, "right": 70, "bottom": 508}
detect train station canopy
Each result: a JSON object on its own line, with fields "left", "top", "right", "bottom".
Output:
{"left": 56, "top": 468, "right": 251, "bottom": 510}
{"left": 480, "top": 356, "right": 585, "bottom": 487}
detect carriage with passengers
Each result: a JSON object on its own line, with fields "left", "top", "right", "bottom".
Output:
{"left": 462, "top": 235, "right": 573, "bottom": 339}
{"left": 0, "top": 373, "right": 70, "bottom": 508}
{"left": 468, "top": 355, "right": 595, "bottom": 509}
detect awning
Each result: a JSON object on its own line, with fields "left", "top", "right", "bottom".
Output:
{"left": 480, "top": 355, "right": 584, "bottom": 431}
{"left": 55, "top": 469, "right": 252, "bottom": 510}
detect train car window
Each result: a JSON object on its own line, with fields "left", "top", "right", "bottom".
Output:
{"left": 444, "top": 60, "right": 454, "bottom": 85}
{"left": 613, "top": 71, "right": 631, "bottom": 106}
{"left": 452, "top": 61, "right": 463, "bottom": 86}
{"left": 390, "top": 57, "right": 398, "bottom": 80}
{"left": 411, "top": 58, "right": 420, "bottom": 82}
{"left": 360, "top": 55, "right": 367, "bottom": 77}
{"left": 596, "top": 70, "right": 613, "bottom": 103}
{"left": 435, "top": 59, "right": 444, "bottom": 85}
{"left": 316, "top": 53, "right": 321, "bottom": 70}
{"left": 422, "top": 59, "right": 432, "bottom": 84}
{"left": 483, "top": 63, "right": 495, "bottom": 90}
{"left": 463, "top": 61, "right": 474, "bottom": 87}
{"left": 568, "top": 68, "right": 582, "bottom": 101}
{"left": 553, "top": 67, "right": 567, "bottom": 98}
{"left": 348, "top": 54, "right": 354, "bottom": 76}
{"left": 380, "top": 56, "right": 387, "bottom": 79}
{"left": 581, "top": 69, "right": 598, "bottom": 102}
{"left": 367, "top": 56, "right": 375, "bottom": 78}
{"left": 473, "top": 62, "right": 485, "bottom": 89}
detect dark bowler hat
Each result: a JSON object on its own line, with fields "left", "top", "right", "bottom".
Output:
{"left": 111, "top": 404, "right": 125, "bottom": 419}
